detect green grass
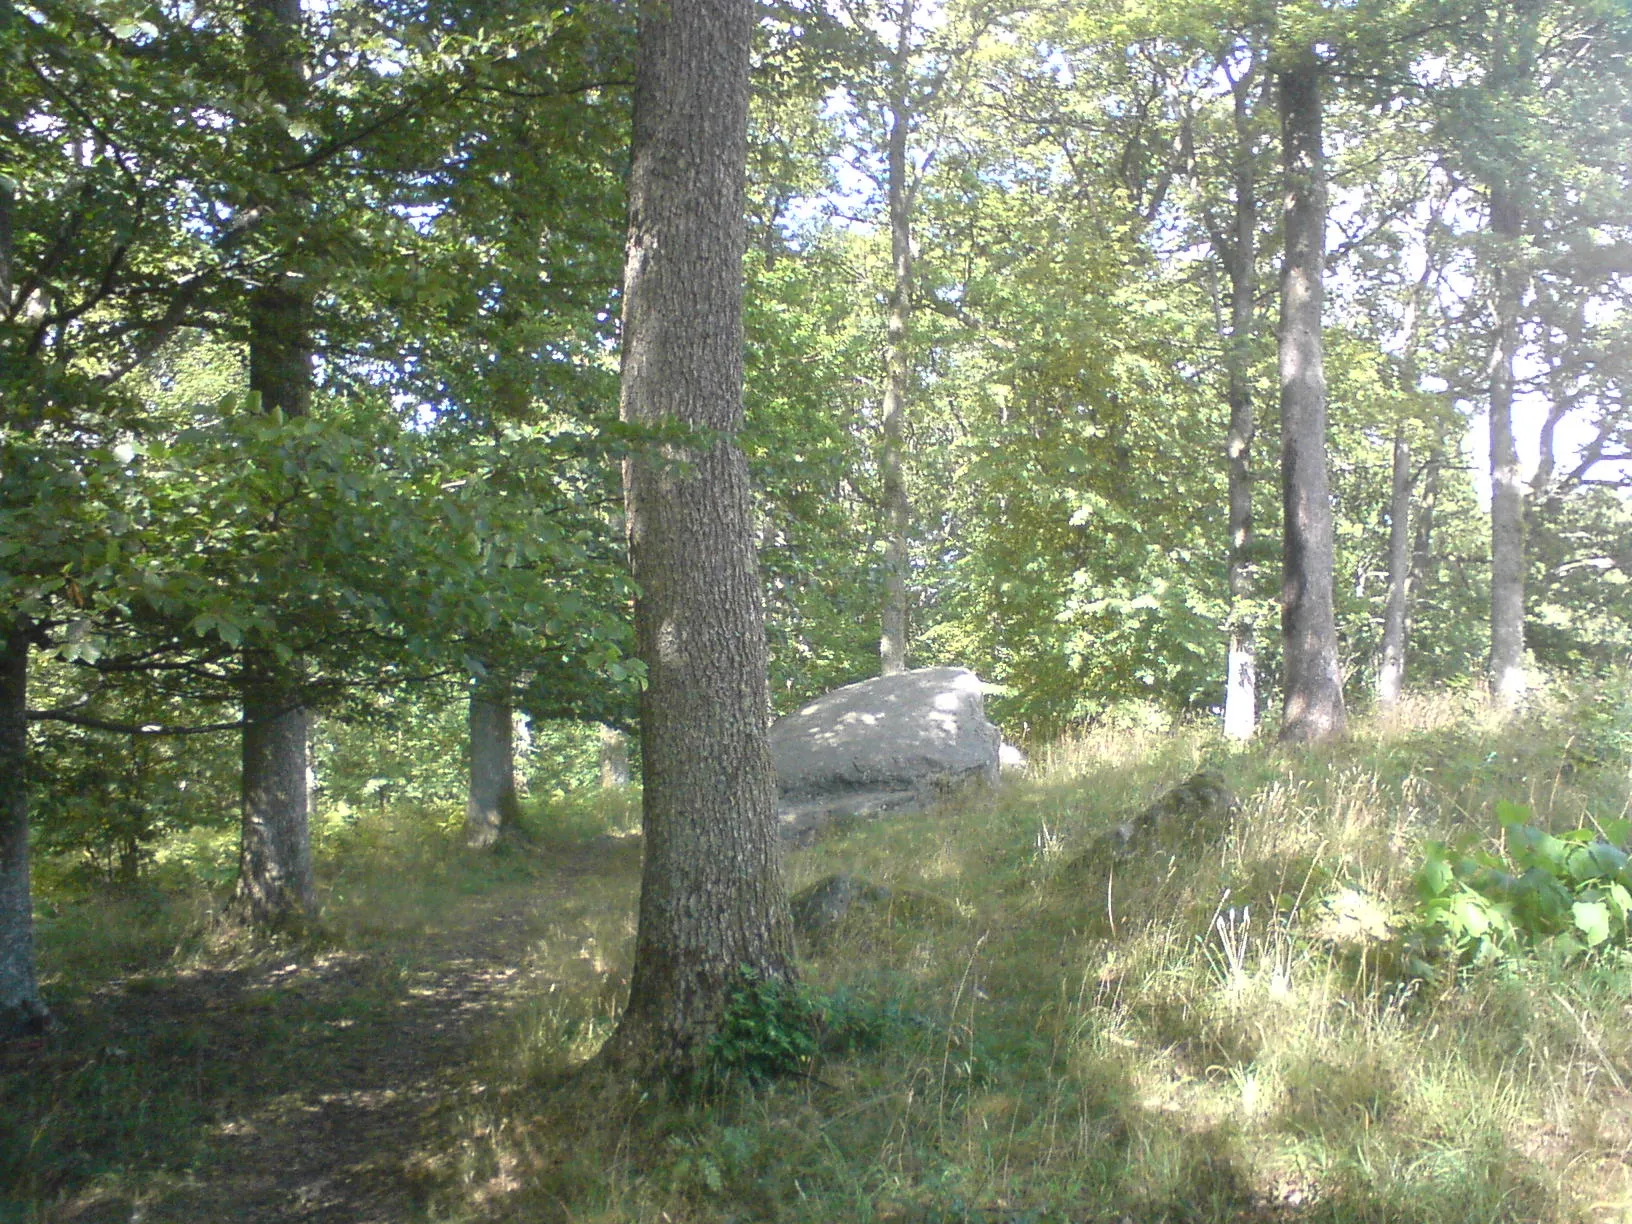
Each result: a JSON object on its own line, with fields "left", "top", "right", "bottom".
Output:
{"left": 12, "top": 684, "right": 1632, "bottom": 1223}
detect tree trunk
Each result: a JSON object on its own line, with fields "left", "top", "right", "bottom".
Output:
{"left": 233, "top": 284, "right": 314, "bottom": 926}
{"left": 603, "top": 0, "right": 794, "bottom": 1077}
{"left": 599, "top": 725, "right": 631, "bottom": 788}
{"left": 1483, "top": 0, "right": 1539, "bottom": 708}
{"left": 1375, "top": 197, "right": 1443, "bottom": 710}
{"left": 466, "top": 688, "right": 520, "bottom": 848}
{"left": 1377, "top": 424, "right": 1411, "bottom": 707}
{"left": 235, "top": 661, "right": 314, "bottom": 927}
{"left": 0, "top": 624, "right": 46, "bottom": 1036}
{"left": 1487, "top": 178, "right": 1526, "bottom": 706}
{"left": 1410, "top": 446, "right": 1442, "bottom": 593}
{"left": 1275, "top": 59, "right": 1345, "bottom": 743}
{"left": 878, "top": 0, "right": 915, "bottom": 677}
{"left": 0, "top": 156, "right": 13, "bottom": 311}
{"left": 1222, "top": 66, "right": 1259, "bottom": 742}
{"left": 0, "top": 114, "right": 46, "bottom": 1036}
{"left": 234, "top": 0, "right": 315, "bottom": 927}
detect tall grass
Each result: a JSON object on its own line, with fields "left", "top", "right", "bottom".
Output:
{"left": 437, "top": 684, "right": 1632, "bottom": 1223}
{"left": 12, "top": 682, "right": 1632, "bottom": 1223}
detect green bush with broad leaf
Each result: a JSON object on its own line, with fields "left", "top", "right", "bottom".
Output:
{"left": 1411, "top": 800, "right": 1632, "bottom": 969}
{"left": 706, "top": 967, "right": 928, "bottom": 1088}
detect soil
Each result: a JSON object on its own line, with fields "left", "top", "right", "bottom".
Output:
{"left": 18, "top": 835, "right": 643, "bottom": 1224}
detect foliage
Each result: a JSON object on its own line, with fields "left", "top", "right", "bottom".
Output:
{"left": 706, "top": 965, "right": 926, "bottom": 1088}
{"left": 706, "top": 965, "right": 825, "bottom": 1085}
{"left": 30, "top": 717, "right": 238, "bottom": 887}
{"left": 1410, "top": 801, "right": 1632, "bottom": 966}
{"left": 4, "top": 0, "right": 1631, "bottom": 841}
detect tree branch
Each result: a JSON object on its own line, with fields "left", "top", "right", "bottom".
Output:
{"left": 27, "top": 709, "right": 245, "bottom": 735}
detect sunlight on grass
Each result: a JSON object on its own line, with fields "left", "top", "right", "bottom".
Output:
{"left": 433, "top": 684, "right": 1632, "bottom": 1223}
{"left": 18, "top": 683, "right": 1632, "bottom": 1223}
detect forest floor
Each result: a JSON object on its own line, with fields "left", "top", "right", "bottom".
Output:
{"left": 14, "top": 689, "right": 1632, "bottom": 1224}
{"left": 10, "top": 830, "right": 644, "bottom": 1224}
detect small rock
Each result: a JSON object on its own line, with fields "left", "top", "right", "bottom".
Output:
{"left": 790, "top": 873, "right": 893, "bottom": 939}
{"left": 1070, "top": 771, "right": 1239, "bottom": 870}
{"left": 1137, "top": 770, "right": 1238, "bottom": 842}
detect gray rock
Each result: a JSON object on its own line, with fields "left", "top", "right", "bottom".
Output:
{"left": 1141, "top": 771, "right": 1238, "bottom": 841}
{"left": 790, "top": 873, "right": 893, "bottom": 938}
{"left": 770, "top": 667, "right": 1002, "bottom": 839}
{"left": 1072, "top": 771, "right": 1239, "bottom": 868}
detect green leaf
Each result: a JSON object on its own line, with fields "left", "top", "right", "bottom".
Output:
{"left": 1448, "top": 892, "right": 1496, "bottom": 939}
{"left": 1417, "top": 847, "right": 1452, "bottom": 900}
{"left": 1609, "top": 882, "right": 1632, "bottom": 924}
{"left": 1509, "top": 824, "right": 1569, "bottom": 874}
{"left": 1567, "top": 841, "right": 1627, "bottom": 883}
{"left": 1574, "top": 900, "right": 1612, "bottom": 948}
{"left": 1495, "top": 800, "right": 1533, "bottom": 828}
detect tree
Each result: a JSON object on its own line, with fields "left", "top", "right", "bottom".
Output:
{"left": 1275, "top": 51, "right": 1346, "bottom": 742}
{"left": 1480, "top": 0, "right": 1534, "bottom": 708}
{"left": 601, "top": 0, "right": 794, "bottom": 1075}
{"left": 1220, "top": 55, "right": 1268, "bottom": 741}
{"left": 0, "top": 0, "right": 223, "bottom": 1027}
{"left": 743, "top": 51, "right": 902, "bottom": 707}
{"left": 598, "top": 725, "right": 631, "bottom": 787}
{"left": 1376, "top": 190, "right": 1448, "bottom": 707}
{"left": 872, "top": 0, "right": 1227, "bottom": 734}
{"left": 1429, "top": 0, "right": 1632, "bottom": 703}
{"left": 0, "top": 40, "right": 43, "bottom": 1033}
{"left": 0, "top": 622, "right": 44, "bottom": 1035}
{"left": 1183, "top": 34, "right": 1274, "bottom": 739}
{"left": 466, "top": 678, "right": 521, "bottom": 849}
{"left": 234, "top": 0, "right": 317, "bottom": 927}
{"left": 878, "top": 0, "right": 915, "bottom": 676}
{"left": 1, "top": 0, "right": 638, "bottom": 935}
{"left": 1376, "top": 423, "right": 1412, "bottom": 706}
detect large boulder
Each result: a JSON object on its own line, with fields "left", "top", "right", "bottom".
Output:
{"left": 770, "top": 666, "right": 1001, "bottom": 840}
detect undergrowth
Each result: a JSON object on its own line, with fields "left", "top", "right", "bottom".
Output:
{"left": 10, "top": 681, "right": 1632, "bottom": 1224}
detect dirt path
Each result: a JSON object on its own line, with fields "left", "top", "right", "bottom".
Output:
{"left": 42, "top": 836, "right": 641, "bottom": 1224}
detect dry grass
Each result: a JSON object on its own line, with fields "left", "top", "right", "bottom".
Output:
{"left": 436, "top": 684, "right": 1632, "bottom": 1223}
{"left": 14, "top": 682, "right": 1632, "bottom": 1224}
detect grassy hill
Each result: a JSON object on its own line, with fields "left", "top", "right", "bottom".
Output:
{"left": 9, "top": 685, "right": 1632, "bottom": 1223}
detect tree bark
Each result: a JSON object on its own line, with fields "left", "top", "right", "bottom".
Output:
{"left": 1483, "top": 0, "right": 1539, "bottom": 708}
{"left": 234, "top": 285, "right": 314, "bottom": 928}
{"left": 1377, "top": 424, "right": 1411, "bottom": 707}
{"left": 1410, "top": 446, "right": 1442, "bottom": 593}
{"left": 235, "top": 662, "right": 314, "bottom": 926}
{"left": 0, "top": 624, "right": 47, "bottom": 1036}
{"left": 0, "top": 107, "right": 46, "bottom": 1036}
{"left": 878, "top": 0, "right": 915, "bottom": 677}
{"left": 603, "top": 0, "right": 794, "bottom": 1077}
{"left": 466, "top": 687, "right": 520, "bottom": 848}
{"left": 1375, "top": 195, "right": 1444, "bottom": 709}
{"left": 1487, "top": 177, "right": 1527, "bottom": 707}
{"left": 233, "top": 0, "right": 315, "bottom": 927}
{"left": 0, "top": 155, "right": 13, "bottom": 312}
{"left": 1221, "top": 65, "right": 1260, "bottom": 742}
{"left": 599, "top": 725, "right": 631, "bottom": 788}
{"left": 1275, "top": 59, "right": 1345, "bottom": 743}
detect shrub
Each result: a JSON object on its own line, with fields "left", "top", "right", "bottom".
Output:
{"left": 1410, "top": 800, "right": 1632, "bottom": 968}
